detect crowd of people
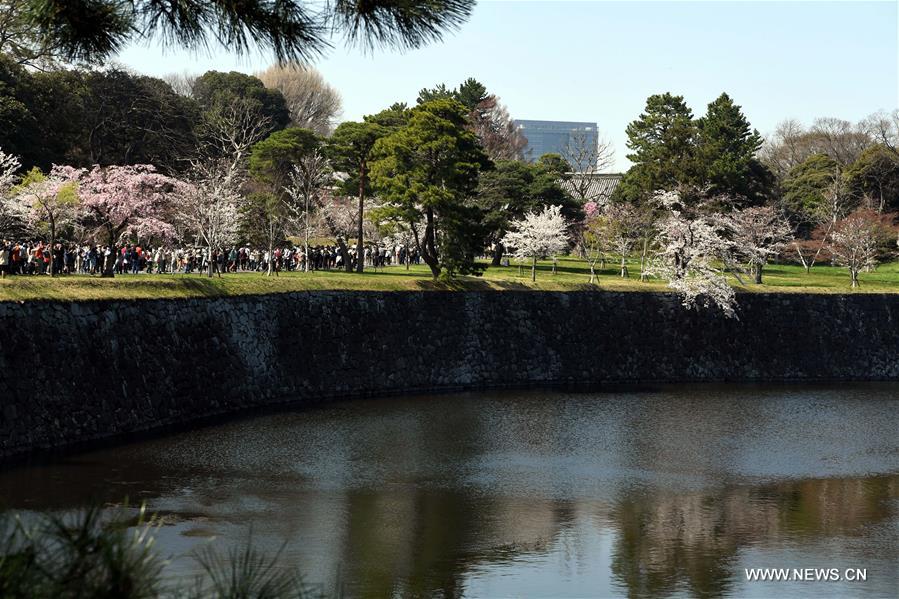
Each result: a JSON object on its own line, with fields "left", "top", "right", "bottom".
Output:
{"left": 0, "top": 240, "right": 422, "bottom": 278}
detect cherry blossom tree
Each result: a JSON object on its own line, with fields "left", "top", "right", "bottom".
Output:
{"left": 828, "top": 209, "right": 891, "bottom": 288}
{"left": 720, "top": 205, "right": 792, "bottom": 284}
{"left": 316, "top": 193, "right": 381, "bottom": 270}
{"left": 650, "top": 190, "right": 742, "bottom": 317}
{"left": 201, "top": 98, "right": 274, "bottom": 171}
{"left": 0, "top": 148, "right": 22, "bottom": 237}
{"left": 285, "top": 150, "right": 332, "bottom": 272}
{"left": 247, "top": 191, "right": 288, "bottom": 276}
{"left": 596, "top": 203, "right": 649, "bottom": 279}
{"left": 0, "top": 148, "right": 19, "bottom": 192}
{"left": 377, "top": 222, "right": 416, "bottom": 270}
{"left": 174, "top": 159, "right": 242, "bottom": 277}
{"left": 502, "top": 204, "right": 569, "bottom": 282}
{"left": 581, "top": 201, "right": 607, "bottom": 283}
{"left": 561, "top": 131, "right": 615, "bottom": 203}
{"left": 790, "top": 168, "right": 851, "bottom": 274}
{"left": 10, "top": 166, "right": 82, "bottom": 276}
{"left": 75, "top": 165, "right": 179, "bottom": 268}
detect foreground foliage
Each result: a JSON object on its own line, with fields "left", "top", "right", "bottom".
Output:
{"left": 0, "top": 506, "right": 323, "bottom": 598}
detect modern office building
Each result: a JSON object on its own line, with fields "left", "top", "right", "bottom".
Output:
{"left": 514, "top": 119, "right": 598, "bottom": 170}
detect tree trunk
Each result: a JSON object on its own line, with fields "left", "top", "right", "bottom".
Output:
{"left": 754, "top": 263, "right": 763, "bottom": 284}
{"left": 589, "top": 262, "right": 596, "bottom": 284}
{"left": 640, "top": 238, "right": 648, "bottom": 282}
{"left": 304, "top": 195, "right": 310, "bottom": 273}
{"left": 101, "top": 228, "right": 116, "bottom": 278}
{"left": 267, "top": 222, "right": 275, "bottom": 277}
{"left": 422, "top": 250, "right": 441, "bottom": 278}
{"left": 850, "top": 269, "right": 859, "bottom": 288}
{"left": 336, "top": 237, "right": 351, "bottom": 272}
{"left": 355, "top": 163, "right": 366, "bottom": 273}
{"left": 421, "top": 208, "right": 441, "bottom": 278}
{"left": 620, "top": 255, "right": 628, "bottom": 278}
{"left": 48, "top": 219, "right": 56, "bottom": 277}
{"left": 491, "top": 242, "right": 503, "bottom": 266}
{"left": 531, "top": 255, "right": 537, "bottom": 282}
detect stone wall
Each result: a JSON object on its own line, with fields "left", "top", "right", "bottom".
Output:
{"left": 2, "top": 291, "right": 898, "bottom": 460}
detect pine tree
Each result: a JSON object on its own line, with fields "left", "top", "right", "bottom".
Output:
{"left": 616, "top": 93, "right": 698, "bottom": 205}
{"left": 326, "top": 121, "right": 389, "bottom": 272}
{"left": 370, "top": 99, "right": 490, "bottom": 278}
{"left": 696, "top": 92, "right": 772, "bottom": 207}
{"left": 455, "top": 78, "right": 488, "bottom": 111}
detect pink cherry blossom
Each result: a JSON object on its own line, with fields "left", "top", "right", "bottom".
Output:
{"left": 72, "top": 164, "right": 180, "bottom": 245}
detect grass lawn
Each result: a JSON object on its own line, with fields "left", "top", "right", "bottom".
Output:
{"left": 0, "top": 257, "right": 897, "bottom": 301}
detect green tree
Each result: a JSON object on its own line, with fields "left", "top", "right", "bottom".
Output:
{"left": 326, "top": 121, "right": 388, "bottom": 272}
{"left": 418, "top": 78, "right": 525, "bottom": 161}
{"left": 0, "top": 55, "right": 41, "bottom": 168}
{"left": 15, "top": 67, "right": 200, "bottom": 172}
{"left": 194, "top": 71, "right": 290, "bottom": 136}
{"left": 845, "top": 144, "right": 899, "bottom": 212}
{"left": 535, "top": 153, "right": 572, "bottom": 176}
{"left": 695, "top": 92, "right": 773, "bottom": 207}
{"left": 248, "top": 128, "right": 320, "bottom": 275}
{"left": 370, "top": 99, "right": 490, "bottom": 278}
{"left": 240, "top": 191, "right": 287, "bottom": 275}
{"left": 11, "top": 167, "right": 79, "bottom": 276}
{"left": 475, "top": 159, "right": 581, "bottom": 265}
{"left": 781, "top": 153, "right": 843, "bottom": 227}
{"left": 74, "top": 70, "right": 199, "bottom": 169}
{"left": 417, "top": 83, "right": 455, "bottom": 105}
{"left": 365, "top": 103, "right": 410, "bottom": 129}
{"left": 614, "top": 93, "right": 698, "bottom": 205}
{"left": 249, "top": 127, "right": 320, "bottom": 190}
{"left": 417, "top": 78, "right": 487, "bottom": 111}
{"left": 455, "top": 77, "right": 488, "bottom": 111}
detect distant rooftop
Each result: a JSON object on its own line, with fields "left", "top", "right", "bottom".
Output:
{"left": 560, "top": 172, "right": 624, "bottom": 205}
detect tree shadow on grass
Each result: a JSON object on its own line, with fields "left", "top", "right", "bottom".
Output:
{"left": 414, "top": 278, "right": 495, "bottom": 291}
{"left": 412, "top": 278, "right": 603, "bottom": 292}
{"left": 491, "top": 280, "right": 532, "bottom": 290}
{"left": 177, "top": 277, "right": 228, "bottom": 296}
{"left": 116, "top": 275, "right": 227, "bottom": 297}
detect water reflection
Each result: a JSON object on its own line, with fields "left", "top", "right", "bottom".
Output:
{"left": 1, "top": 385, "right": 897, "bottom": 597}
{"left": 609, "top": 476, "right": 899, "bottom": 598}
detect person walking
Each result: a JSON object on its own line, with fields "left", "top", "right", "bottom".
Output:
{"left": 0, "top": 242, "right": 9, "bottom": 278}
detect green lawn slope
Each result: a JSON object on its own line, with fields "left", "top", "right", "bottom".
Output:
{"left": 1, "top": 257, "right": 897, "bottom": 302}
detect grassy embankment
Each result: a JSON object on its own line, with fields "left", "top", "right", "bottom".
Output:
{"left": 1, "top": 257, "right": 898, "bottom": 301}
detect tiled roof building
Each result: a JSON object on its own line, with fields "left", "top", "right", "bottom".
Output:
{"left": 560, "top": 172, "right": 623, "bottom": 205}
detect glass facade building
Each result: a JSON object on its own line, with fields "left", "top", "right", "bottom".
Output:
{"left": 514, "top": 120, "right": 598, "bottom": 171}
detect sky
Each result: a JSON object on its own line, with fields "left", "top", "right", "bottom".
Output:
{"left": 116, "top": 1, "right": 898, "bottom": 171}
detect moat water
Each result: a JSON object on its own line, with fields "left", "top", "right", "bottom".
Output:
{"left": 2, "top": 384, "right": 898, "bottom": 598}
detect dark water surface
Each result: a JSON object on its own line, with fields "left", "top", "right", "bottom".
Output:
{"left": 2, "top": 384, "right": 898, "bottom": 598}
